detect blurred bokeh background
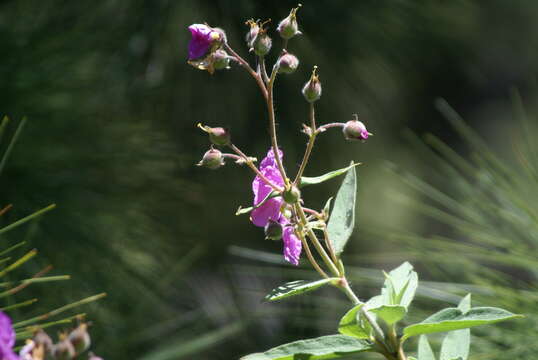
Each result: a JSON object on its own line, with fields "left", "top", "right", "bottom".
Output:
{"left": 1, "top": 0, "right": 538, "bottom": 359}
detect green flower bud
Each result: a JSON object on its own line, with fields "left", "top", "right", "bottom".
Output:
{"left": 212, "top": 49, "right": 230, "bottom": 70}
{"left": 197, "top": 123, "right": 230, "bottom": 146}
{"left": 277, "top": 52, "right": 299, "bottom": 74}
{"left": 264, "top": 220, "right": 283, "bottom": 241}
{"left": 197, "top": 148, "right": 224, "bottom": 170}
{"left": 277, "top": 4, "right": 302, "bottom": 40}
{"left": 283, "top": 186, "right": 300, "bottom": 204}
{"left": 302, "top": 66, "right": 322, "bottom": 102}
{"left": 253, "top": 31, "right": 272, "bottom": 56}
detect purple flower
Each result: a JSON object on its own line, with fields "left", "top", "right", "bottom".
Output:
{"left": 188, "top": 24, "right": 219, "bottom": 60}
{"left": 282, "top": 226, "right": 301, "bottom": 265}
{"left": 251, "top": 149, "right": 302, "bottom": 265}
{"left": 0, "top": 312, "right": 18, "bottom": 360}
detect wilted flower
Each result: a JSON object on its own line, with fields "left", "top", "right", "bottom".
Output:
{"left": 187, "top": 24, "right": 222, "bottom": 60}
{"left": 187, "top": 24, "right": 227, "bottom": 74}
{"left": 251, "top": 149, "right": 302, "bottom": 265}
{"left": 245, "top": 19, "right": 272, "bottom": 56}
{"left": 0, "top": 312, "right": 18, "bottom": 360}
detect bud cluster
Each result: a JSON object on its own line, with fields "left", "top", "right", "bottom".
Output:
{"left": 20, "top": 324, "right": 101, "bottom": 360}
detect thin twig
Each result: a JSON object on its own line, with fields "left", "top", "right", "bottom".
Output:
{"left": 267, "top": 64, "right": 288, "bottom": 184}
{"left": 229, "top": 144, "right": 282, "bottom": 192}
{"left": 294, "top": 103, "right": 317, "bottom": 185}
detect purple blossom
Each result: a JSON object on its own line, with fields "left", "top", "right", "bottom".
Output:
{"left": 0, "top": 312, "right": 18, "bottom": 360}
{"left": 282, "top": 226, "right": 301, "bottom": 265}
{"left": 188, "top": 24, "right": 217, "bottom": 60}
{"left": 251, "top": 149, "right": 302, "bottom": 265}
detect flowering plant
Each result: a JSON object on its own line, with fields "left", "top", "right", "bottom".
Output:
{"left": 188, "top": 6, "right": 522, "bottom": 360}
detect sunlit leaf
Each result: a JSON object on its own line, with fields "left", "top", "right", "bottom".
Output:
{"left": 327, "top": 163, "right": 357, "bottom": 256}
{"left": 240, "top": 335, "right": 373, "bottom": 360}
{"left": 264, "top": 278, "right": 338, "bottom": 302}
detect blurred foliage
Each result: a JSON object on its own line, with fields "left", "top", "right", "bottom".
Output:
{"left": 375, "top": 95, "right": 538, "bottom": 359}
{"left": 1, "top": 0, "right": 538, "bottom": 359}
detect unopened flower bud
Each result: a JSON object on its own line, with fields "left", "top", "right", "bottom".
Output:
{"left": 283, "top": 186, "right": 300, "bottom": 204}
{"left": 277, "top": 4, "right": 302, "bottom": 40}
{"left": 253, "top": 30, "right": 272, "bottom": 56}
{"left": 197, "top": 148, "right": 224, "bottom": 170}
{"left": 68, "top": 323, "right": 91, "bottom": 355}
{"left": 264, "top": 220, "right": 283, "bottom": 241}
{"left": 212, "top": 49, "right": 230, "bottom": 70}
{"left": 197, "top": 124, "right": 230, "bottom": 146}
{"left": 33, "top": 329, "right": 53, "bottom": 354}
{"left": 302, "top": 66, "right": 322, "bottom": 102}
{"left": 53, "top": 338, "right": 76, "bottom": 360}
{"left": 277, "top": 52, "right": 299, "bottom": 74}
{"left": 342, "top": 115, "right": 369, "bottom": 141}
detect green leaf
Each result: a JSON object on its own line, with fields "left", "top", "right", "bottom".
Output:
{"left": 326, "top": 162, "right": 357, "bottom": 256}
{"left": 403, "top": 306, "right": 523, "bottom": 341}
{"left": 300, "top": 162, "right": 360, "bottom": 187}
{"left": 240, "top": 335, "right": 373, "bottom": 360}
{"left": 370, "top": 305, "right": 407, "bottom": 325}
{"left": 381, "top": 262, "right": 418, "bottom": 308}
{"left": 338, "top": 304, "right": 370, "bottom": 339}
{"left": 264, "top": 278, "right": 338, "bottom": 302}
{"left": 418, "top": 335, "right": 436, "bottom": 360}
{"left": 439, "top": 295, "right": 472, "bottom": 360}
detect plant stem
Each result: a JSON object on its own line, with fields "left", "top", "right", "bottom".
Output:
{"left": 259, "top": 57, "right": 270, "bottom": 84}
{"left": 397, "top": 345, "right": 407, "bottom": 360}
{"left": 339, "top": 278, "right": 393, "bottom": 356}
{"left": 295, "top": 205, "right": 339, "bottom": 276}
{"left": 224, "top": 43, "right": 268, "bottom": 100}
{"left": 294, "top": 103, "right": 317, "bottom": 185}
{"left": 266, "top": 64, "right": 288, "bottom": 184}
{"left": 294, "top": 223, "right": 328, "bottom": 279}
{"left": 316, "top": 122, "right": 345, "bottom": 134}
{"left": 229, "top": 144, "right": 283, "bottom": 192}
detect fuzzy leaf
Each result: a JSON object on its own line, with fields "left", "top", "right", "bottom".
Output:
{"left": 439, "top": 295, "right": 472, "bottom": 360}
{"left": 418, "top": 335, "right": 436, "bottom": 360}
{"left": 403, "top": 306, "right": 522, "bottom": 341}
{"left": 338, "top": 304, "right": 370, "bottom": 339}
{"left": 264, "top": 279, "right": 337, "bottom": 302}
{"left": 240, "top": 335, "right": 373, "bottom": 360}
{"left": 370, "top": 305, "right": 407, "bottom": 325}
{"left": 381, "top": 262, "right": 418, "bottom": 308}
{"left": 326, "top": 163, "right": 357, "bottom": 255}
{"left": 300, "top": 163, "right": 360, "bottom": 187}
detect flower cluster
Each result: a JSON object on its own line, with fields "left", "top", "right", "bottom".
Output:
{"left": 16, "top": 320, "right": 101, "bottom": 360}
{"left": 189, "top": 5, "right": 369, "bottom": 267}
